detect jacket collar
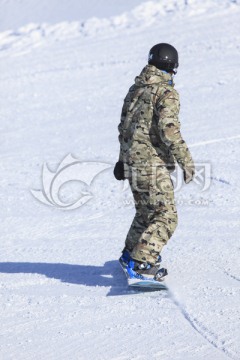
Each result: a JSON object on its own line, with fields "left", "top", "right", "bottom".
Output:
{"left": 135, "top": 64, "right": 174, "bottom": 87}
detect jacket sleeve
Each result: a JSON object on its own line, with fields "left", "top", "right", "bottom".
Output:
{"left": 117, "top": 91, "right": 131, "bottom": 162}
{"left": 156, "top": 88, "right": 194, "bottom": 170}
{"left": 117, "top": 104, "right": 126, "bottom": 162}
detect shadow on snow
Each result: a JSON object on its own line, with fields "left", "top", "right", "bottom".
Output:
{"left": 0, "top": 260, "right": 135, "bottom": 296}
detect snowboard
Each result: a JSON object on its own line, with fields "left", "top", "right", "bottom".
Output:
{"left": 119, "top": 260, "right": 167, "bottom": 291}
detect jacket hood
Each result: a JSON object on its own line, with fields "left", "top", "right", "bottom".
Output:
{"left": 135, "top": 64, "right": 174, "bottom": 87}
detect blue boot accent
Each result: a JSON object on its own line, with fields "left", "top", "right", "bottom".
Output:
{"left": 119, "top": 249, "right": 131, "bottom": 267}
{"left": 119, "top": 250, "right": 163, "bottom": 281}
{"left": 126, "top": 259, "right": 147, "bottom": 280}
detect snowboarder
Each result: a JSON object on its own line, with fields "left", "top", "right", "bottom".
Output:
{"left": 114, "top": 43, "right": 195, "bottom": 282}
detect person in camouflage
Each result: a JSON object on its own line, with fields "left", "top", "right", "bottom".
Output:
{"left": 114, "top": 43, "right": 195, "bottom": 281}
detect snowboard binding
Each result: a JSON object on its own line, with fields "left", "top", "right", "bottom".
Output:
{"left": 119, "top": 249, "right": 168, "bottom": 282}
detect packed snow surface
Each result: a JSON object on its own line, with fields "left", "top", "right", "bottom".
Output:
{"left": 0, "top": 1, "right": 240, "bottom": 359}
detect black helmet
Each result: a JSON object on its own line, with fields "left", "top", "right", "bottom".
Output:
{"left": 148, "top": 43, "right": 179, "bottom": 72}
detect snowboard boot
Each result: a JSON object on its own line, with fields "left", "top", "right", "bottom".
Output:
{"left": 119, "top": 249, "right": 168, "bottom": 282}
{"left": 119, "top": 248, "right": 131, "bottom": 267}
{"left": 119, "top": 248, "right": 144, "bottom": 279}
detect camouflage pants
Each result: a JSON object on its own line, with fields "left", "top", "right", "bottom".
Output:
{"left": 125, "top": 164, "right": 178, "bottom": 265}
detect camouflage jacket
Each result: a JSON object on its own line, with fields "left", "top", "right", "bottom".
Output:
{"left": 118, "top": 65, "right": 193, "bottom": 171}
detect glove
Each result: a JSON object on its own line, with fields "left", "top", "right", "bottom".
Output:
{"left": 113, "top": 161, "right": 125, "bottom": 180}
{"left": 183, "top": 164, "right": 195, "bottom": 184}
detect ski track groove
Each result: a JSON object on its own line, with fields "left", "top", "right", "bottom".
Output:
{"left": 223, "top": 270, "right": 240, "bottom": 283}
{"left": 168, "top": 289, "right": 236, "bottom": 360}
{"left": 189, "top": 134, "right": 240, "bottom": 148}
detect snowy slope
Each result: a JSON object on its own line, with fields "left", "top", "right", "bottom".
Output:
{"left": 0, "top": 0, "right": 151, "bottom": 32}
{"left": 0, "top": 0, "right": 239, "bottom": 53}
{"left": 0, "top": 1, "right": 240, "bottom": 359}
